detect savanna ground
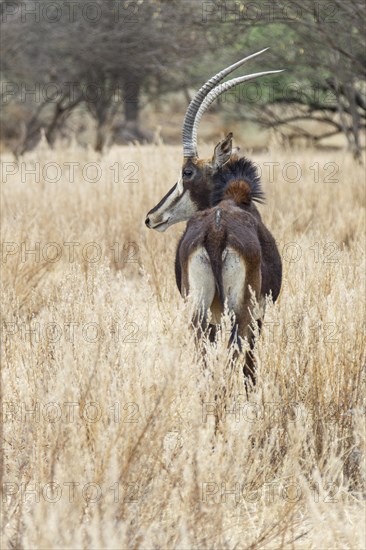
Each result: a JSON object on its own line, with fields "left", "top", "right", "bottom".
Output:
{"left": 1, "top": 138, "right": 365, "bottom": 549}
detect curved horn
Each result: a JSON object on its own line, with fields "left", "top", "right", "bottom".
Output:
{"left": 192, "top": 70, "right": 285, "bottom": 147}
{"left": 182, "top": 48, "right": 270, "bottom": 158}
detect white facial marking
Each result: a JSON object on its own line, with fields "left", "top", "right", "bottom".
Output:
{"left": 154, "top": 221, "right": 170, "bottom": 233}
{"left": 170, "top": 191, "right": 196, "bottom": 224}
{"left": 148, "top": 172, "right": 197, "bottom": 231}
{"left": 176, "top": 174, "right": 184, "bottom": 194}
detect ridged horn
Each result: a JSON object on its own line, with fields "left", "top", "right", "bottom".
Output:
{"left": 182, "top": 48, "right": 270, "bottom": 158}
{"left": 192, "top": 70, "right": 285, "bottom": 147}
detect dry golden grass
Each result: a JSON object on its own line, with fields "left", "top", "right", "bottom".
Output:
{"left": 1, "top": 138, "right": 365, "bottom": 549}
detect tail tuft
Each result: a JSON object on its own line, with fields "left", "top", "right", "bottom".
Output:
{"left": 204, "top": 228, "right": 226, "bottom": 307}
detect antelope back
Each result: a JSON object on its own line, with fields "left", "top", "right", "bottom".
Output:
{"left": 176, "top": 200, "right": 263, "bottom": 334}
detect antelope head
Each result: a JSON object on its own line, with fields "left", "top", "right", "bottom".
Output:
{"left": 145, "top": 48, "right": 283, "bottom": 232}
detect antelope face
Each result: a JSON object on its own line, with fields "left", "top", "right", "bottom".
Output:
{"left": 145, "top": 134, "right": 233, "bottom": 232}
{"left": 144, "top": 168, "right": 198, "bottom": 232}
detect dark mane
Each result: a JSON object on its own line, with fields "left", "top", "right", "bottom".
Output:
{"left": 211, "top": 156, "right": 265, "bottom": 206}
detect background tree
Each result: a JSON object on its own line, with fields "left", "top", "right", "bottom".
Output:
{"left": 202, "top": 0, "right": 366, "bottom": 159}
{"left": 1, "top": 0, "right": 365, "bottom": 156}
{"left": 1, "top": 0, "right": 241, "bottom": 151}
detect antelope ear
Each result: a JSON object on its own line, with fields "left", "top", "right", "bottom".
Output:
{"left": 213, "top": 132, "right": 233, "bottom": 168}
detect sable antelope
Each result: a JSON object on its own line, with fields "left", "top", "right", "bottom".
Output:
{"left": 145, "top": 49, "right": 283, "bottom": 384}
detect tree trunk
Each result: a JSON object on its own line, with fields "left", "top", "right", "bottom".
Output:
{"left": 124, "top": 79, "right": 140, "bottom": 126}
{"left": 95, "top": 125, "right": 105, "bottom": 152}
{"left": 347, "top": 85, "right": 362, "bottom": 162}
{"left": 120, "top": 79, "right": 143, "bottom": 142}
{"left": 114, "top": 79, "right": 152, "bottom": 144}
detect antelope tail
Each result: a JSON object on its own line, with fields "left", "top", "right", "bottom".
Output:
{"left": 204, "top": 209, "right": 226, "bottom": 307}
